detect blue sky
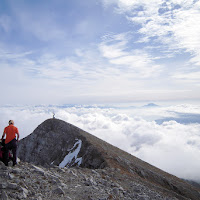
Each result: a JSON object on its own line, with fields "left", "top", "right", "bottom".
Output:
{"left": 0, "top": 0, "right": 200, "bottom": 105}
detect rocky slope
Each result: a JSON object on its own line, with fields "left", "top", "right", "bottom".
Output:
{"left": 1, "top": 118, "right": 199, "bottom": 200}
{"left": 0, "top": 161, "right": 188, "bottom": 200}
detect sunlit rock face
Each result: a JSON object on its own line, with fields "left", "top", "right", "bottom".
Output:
{"left": 17, "top": 118, "right": 107, "bottom": 169}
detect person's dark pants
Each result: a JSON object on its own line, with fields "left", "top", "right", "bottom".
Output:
{"left": 4, "top": 139, "right": 17, "bottom": 166}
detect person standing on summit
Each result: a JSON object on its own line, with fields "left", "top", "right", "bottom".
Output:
{"left": 1, "top": 120, "right": 19, "bottom": 166}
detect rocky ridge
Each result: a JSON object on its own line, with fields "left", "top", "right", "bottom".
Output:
{"left": 1, "top": 118, "right": 200, "bottom": 200}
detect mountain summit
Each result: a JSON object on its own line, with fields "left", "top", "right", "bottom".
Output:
{"left": 18, "top": 118, "right": 106, "bottom": 169}
{"left": 17, "top": 118, "right": 200, "bottom": 200}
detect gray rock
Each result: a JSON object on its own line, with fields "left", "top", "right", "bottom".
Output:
{"left": 1, "top": 191, "right": 8, "bottom": 200}
{"left": 112, "top": 187, "right": 120, "bottom": 195}
{"left": 53, "top": 186, "right": 65, "bottom": 195}
{"left": 32, "top": 165, "right": 46, "bottom": 175}
{"left": 0, "top": 161, "right": 7, "bottom": 170}
{"left": 0, "top": 171, "right": 10, "bottom": 178}
{"left": 59, "top": 182, "right": 68, "bottom": 189}
{"left": 20, "top": 187, "right": 29, "bottom": 195}
{"left": 7, "top": 182, "right": 20, "bottom": 190}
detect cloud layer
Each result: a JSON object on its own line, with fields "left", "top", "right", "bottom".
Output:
{"left": 1, "top": 103, "right": 200, "bottom": 182}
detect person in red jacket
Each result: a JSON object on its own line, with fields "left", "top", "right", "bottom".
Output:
{"left": 1, "top": 120, "right": 19, "bottom": 166}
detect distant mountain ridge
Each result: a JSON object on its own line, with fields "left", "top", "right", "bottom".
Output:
{"left": 17, "top": 118, "right": 200, "bottom": 200}
{"left": 142, "top": 103, "right": 159, "bottom": 107}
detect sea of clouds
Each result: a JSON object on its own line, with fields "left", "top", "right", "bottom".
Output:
{"left": 0, "top": 103, "right": 200, "bottom": 182}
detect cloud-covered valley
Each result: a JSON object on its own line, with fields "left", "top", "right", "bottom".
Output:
{"left": 0, "top": 103, "right": 200, "bottom": 182}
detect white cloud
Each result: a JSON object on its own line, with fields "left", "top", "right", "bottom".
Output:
{"left": 171, "top": 2, "right": 200, "bottom": 63}
{"left": 1, "top": 103, "right": 200, "bottom": 181}
{"left": 99, "top": 42, "right": 128, "bottom": 59}
{"left": 100, "top": 32, "right": 130, "bottom": 59}
{"left": 136, "top": 120, "right": 200, "bottom": 180}
{"left": 165, "top": 103, "right": 200, "bottom": 114}
{"left": 0, "top": 50, "right": 33, "bottom": 61}
{"left": 172, "top": 71, "right": 200, "bottom": 80}
{"left": 102, "top": 0, "right": 200, "bottom": 73}
{"left": 99, "top": 33, "right": 163, "bottom": 78}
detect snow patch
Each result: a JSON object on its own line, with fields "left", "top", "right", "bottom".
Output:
{"left": 59, "top": 139, "right": 82, "bottom": 168}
